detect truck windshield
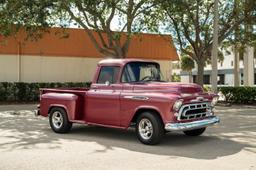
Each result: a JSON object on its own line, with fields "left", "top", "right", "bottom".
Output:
{"left": 121, "top": 62, "right": 165, "bottom": 83}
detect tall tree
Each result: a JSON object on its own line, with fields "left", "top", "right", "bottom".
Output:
{"left": 223, "top": 0, "right": 256, "bottom": 86}
{"left": 157, "top": 0, "right": 252, "bottom": 86}
{"left": 0, "top": 0, "right": 156, "bottom": 58}
{"left": 0, "top": 0, "right": 54, "bottom": 39}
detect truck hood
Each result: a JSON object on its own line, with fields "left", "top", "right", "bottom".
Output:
{"left": 132, "top": 82, "right": 203, "bottom": 94}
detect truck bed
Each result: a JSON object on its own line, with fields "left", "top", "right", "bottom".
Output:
{"left": 40, "top": 87, "right": 89, "bottom": 121}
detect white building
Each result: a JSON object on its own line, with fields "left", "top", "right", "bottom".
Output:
{"left": 174, "top": 47, "right": 256, "bottom": 86}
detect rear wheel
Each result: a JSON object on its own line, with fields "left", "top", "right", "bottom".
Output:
{"left": 183, "top": 128, "right": 206, "bottom": 136}
{"left": 136, "top": 112, "right": 164, "bottom": 145}
{"left": 49, "top": 107, "right": 72, "bottom": 133}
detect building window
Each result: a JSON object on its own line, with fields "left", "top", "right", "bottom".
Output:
{"left": 241, "top": 73, "right": 244, "bottom": 85}
{"left": 193, "top": 75, "right": 210, "bottom": 84}
{"left": 193, "top": 75, "right": 197, "bottom": 83}
{"left": 255, "top": 73, "right": 256, "bottom": 85}
{"left": 218, "top": 74, "right": 225, "bottom": 85}
{"left": 192, "top": 75, "right": 225, "bottom": 85}
{"left": 204, "top": 75, "right": 210, "bottom": 84}
{"left": 231, "top": 61, "right": 234, "bottom": 66}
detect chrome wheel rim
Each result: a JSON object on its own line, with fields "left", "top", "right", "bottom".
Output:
{"left": 52, "top": 111, "right": 63, "bottom": 129}
{"left": 138, "top": 118, "right": 153, "bottom": 140}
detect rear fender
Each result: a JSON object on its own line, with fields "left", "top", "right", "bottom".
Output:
{"left": 48, "top": 104, "right": 69, "bottom": 119}
{"left": 40, "top": 93, "right": 78, "bottom": 121}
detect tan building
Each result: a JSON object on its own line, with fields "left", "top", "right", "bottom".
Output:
{"left": 0, "top": 28, "right": 179, "bottom": 82}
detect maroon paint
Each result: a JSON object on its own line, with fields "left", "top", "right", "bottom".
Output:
{"left": 38, "top": 59, "right": 217, "bottom": 129}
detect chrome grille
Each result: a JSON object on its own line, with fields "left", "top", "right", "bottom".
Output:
{"left": 178, "top": 102, "right": 212, "bottom": 120}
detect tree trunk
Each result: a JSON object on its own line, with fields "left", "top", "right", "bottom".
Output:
{"left": 243, "top": 0, "right": 254, "bottom": 86}
{"left": 211, "top": 0, "right": 219, "bottom": 93}
{"left": 107, "top": 46, "right": 125, "bottom": 59}
{"left": 115, "top": 46, "right": 124, "bottom": 58}
{"left": 233, "top": 0, "right": 240, "bottom": 87}
{"left": 244, "top": 46, "right": 255, "bottom": 86}
{"left": 233, "top": 46, "right": 240, "bottom": 86}
{"left": 196, "top": 60, "right": 205, "bottom": 86}
{"left": 189, "top": 71, "right": 192, "bottom": 83}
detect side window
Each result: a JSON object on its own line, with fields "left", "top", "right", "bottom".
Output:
{"left": 97, "top": 66, "right": 120, "bottom": 84}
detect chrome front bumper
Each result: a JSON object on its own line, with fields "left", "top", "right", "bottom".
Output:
{"left": 165, "top": 116, "right": 220, "bottom": 131}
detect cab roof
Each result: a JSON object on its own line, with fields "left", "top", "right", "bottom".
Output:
{"left": 98, "top": 58, "right": 157, "bottom": 66}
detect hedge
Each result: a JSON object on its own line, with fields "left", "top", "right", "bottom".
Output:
{"left": 0, "top": 82, "right": 91, "bottom": 103}
{"left": 0, "top": 82, "right": 255, "bottom": 104}
{"left": 218, "top": 86, "right": 256, "bottom": 104}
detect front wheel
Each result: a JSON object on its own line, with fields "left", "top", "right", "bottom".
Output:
{"left": 183, "top": 128, "right": 206, "bottom": 136}
{"left": 136, "top": 112, "right": 164, "bottom": 145}
{"left": 49, "top": 107, "right": 72, "bottom": 133}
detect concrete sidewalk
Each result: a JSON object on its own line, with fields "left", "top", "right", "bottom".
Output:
{"left": 0, "top": 104, "right": 38, "bottom": 112}
{"left": 0, "top": 104, "right": 256, "bottom": 170}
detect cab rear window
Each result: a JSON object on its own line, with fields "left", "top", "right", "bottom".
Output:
{"left": 97, "top": 66, "right": 120, "bottom": 84}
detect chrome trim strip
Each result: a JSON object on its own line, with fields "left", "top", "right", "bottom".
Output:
{"left": 123, "top": 96, "right": 149, "bottom": 101}
{"left": 165, "top": 116, "right": 220, "bottom": 131}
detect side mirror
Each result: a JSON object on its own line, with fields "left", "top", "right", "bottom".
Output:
{"left": 105, "top": 81, "right": 110, "bottom": 86}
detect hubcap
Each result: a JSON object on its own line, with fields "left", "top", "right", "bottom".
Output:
{"left": 138, "top": 118, "right": 153, "bottom": 140}
{"left": 52, "top": 111, "right": 63, "bottom": 129}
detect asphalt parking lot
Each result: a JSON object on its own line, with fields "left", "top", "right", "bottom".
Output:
{"left": 0, "top": 104, "right": 255, "bottom": 170}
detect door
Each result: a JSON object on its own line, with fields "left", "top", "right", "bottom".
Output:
{"left": 86, "top": 66, "right": 122, "bottom": 126}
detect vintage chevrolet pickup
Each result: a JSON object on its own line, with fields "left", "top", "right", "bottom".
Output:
{"left": 36, "top": 59, "right": 220, "bottom": 145}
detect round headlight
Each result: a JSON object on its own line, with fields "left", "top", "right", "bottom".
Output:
{"left": 173, "top": 100, "right": 183, "bottom": 111}
{"left": 211, "top": 96, "right": 218, "bottom": 106}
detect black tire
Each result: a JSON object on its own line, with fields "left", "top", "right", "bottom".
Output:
{"left": 49, "top": 107, "right": 72, "bottom": 133}
{"left": 183, "top": 128, "right": 206, "bottom": 136}
{"left": 136, "top": 112, "right": 164, "bottom": 145}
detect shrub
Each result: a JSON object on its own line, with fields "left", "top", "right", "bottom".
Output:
{"left": 203, "top": 85, "right": 212, "bottom": 92}
{"left": 218, "top": 86, "right": 256, "bottom": 104}
{"left": 171, "top": 73, "right": 181, "bottom": 82}
{"left": 1, "top": 83, "right": 255, "bottom": 104}
{"left": 0, "top": 82, "right": 91, "bottom": 103}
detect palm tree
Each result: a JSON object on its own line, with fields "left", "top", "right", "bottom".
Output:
{"left": 180, "top": 55, "right": 195, "bottom": 83}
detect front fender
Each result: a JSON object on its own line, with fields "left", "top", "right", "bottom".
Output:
{"left": 125, "top": 105, "right": 166, "bottom": 127}
{"left": 120, "top": 95, "right": 174, "bottom": 128}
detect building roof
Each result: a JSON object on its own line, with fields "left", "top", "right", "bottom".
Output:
{"left": 0, "top": 27, "right": 179, "bottom": 61}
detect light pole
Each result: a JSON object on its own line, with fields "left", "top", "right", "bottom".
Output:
{"left": 211, "top": 0, "right": 219, "bottom": 92}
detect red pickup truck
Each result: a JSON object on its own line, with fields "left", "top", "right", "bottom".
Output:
{"left": 37, "top": 59, "right": 219, "bottom": 145}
